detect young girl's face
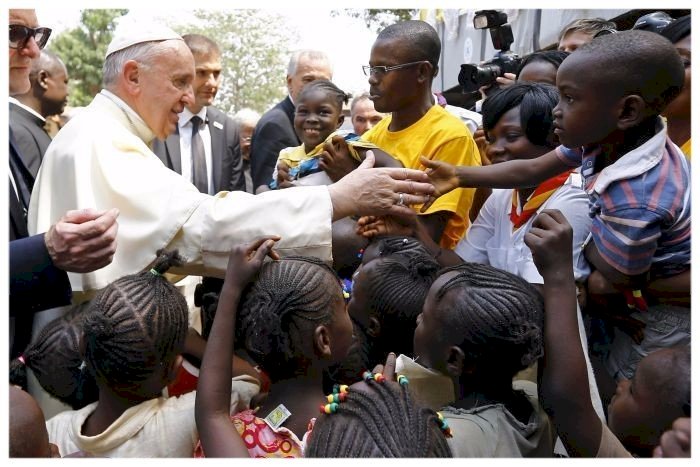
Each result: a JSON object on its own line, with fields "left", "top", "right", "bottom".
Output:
{"left": 413, "top": 271, "right": 458, "bottom": 372}
{"left": 294, "top": 89, "right": 344, "bottom": 149}
{"left": 347, "top": 259, "right": 378, "bottom": 331}
{"left": 486, "top": 106, "right": 553, "bottom": 165}
{"left": 327, "top": 281, "right": 354, "bottom": 364}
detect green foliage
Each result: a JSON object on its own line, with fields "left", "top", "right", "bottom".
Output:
{"left": 174, "top": 10, "right": 297, "bottom": 114}
{"left": 331, "top": 9, "right": 415, "bottom": 33}
{"left": 50, "top": 9, "right": 128, "bottom": 106}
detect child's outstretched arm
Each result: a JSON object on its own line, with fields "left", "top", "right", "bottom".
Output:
{"left": 420, "top": 149, "right": 568, "bottom": 212}
{"left": 195, "top": 236, "right": 280, "bottom": 458}
{"left": 525, "top": 210, "right": 602, "bottom": 457}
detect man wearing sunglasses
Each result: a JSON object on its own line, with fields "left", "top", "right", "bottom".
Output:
{"left": 27, "top": 18, "right": 435, "bottom": 301}
{"left": 9, "top": 9, "right": 119, "bottom": 360}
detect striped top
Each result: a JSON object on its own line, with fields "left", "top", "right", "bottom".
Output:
{"left": 555, "top": 118, "right": 690, "bottom": 278}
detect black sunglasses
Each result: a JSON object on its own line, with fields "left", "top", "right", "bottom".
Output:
{"left": 9, "top": 24, "right": 52, "bottom": 50}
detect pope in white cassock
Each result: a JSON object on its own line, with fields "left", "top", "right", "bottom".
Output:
{"left": 28, "top": 21, "right": 432, "bottom": 299}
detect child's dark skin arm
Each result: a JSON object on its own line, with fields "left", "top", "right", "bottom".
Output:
{"left": 525, "top": 209, "right": 602, "bottom": 457}
{"left": 419, "top": 150, "right": 568, "bottom": 212}
{"left": 584, "top": 241, "right": 648, "bottom": 290}
{"left": 319, "top": 135, "right": 403, "bottom": 182}
{"left": 195, "top": 236, "right": 280, "bottom": 458}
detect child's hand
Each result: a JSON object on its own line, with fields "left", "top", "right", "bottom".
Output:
{"left": 653, "top": 417, "right": 691, "bottom": 458}
{"left": 224, "top": 236, "right": 280, "bottom": 290}
{"left": 472, "top": 127, "right": 491, "bottom": 166}
{"left": 419, "top": 156, "right": 460, "bottom": 212}
{"left": 356, "top": 214, "right": 416, "bottom": 238}
{"left": 320, "top": 135, "right": 360, "bottom": 182}
{"left": 524, "top": 209, "right": 574, "bottom": 278}
{"left": 276, "top": 161, "right": 294, "bottom": 189}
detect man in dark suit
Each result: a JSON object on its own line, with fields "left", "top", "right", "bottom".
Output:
{"left": 153, "top": 33, "right": 245, "bottom": 194}
{"left": 10, "top": 49, "right": 68, "bottom": 177}
{"left": 8, "top": 9, "right": 118, "bottom": 359}
{"left": 249, "top": 49, "right": 332, "bottom": 193}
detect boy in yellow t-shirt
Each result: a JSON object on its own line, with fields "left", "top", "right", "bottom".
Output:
{"left": 361, "top": 20, "right": 481, "bottom": 249}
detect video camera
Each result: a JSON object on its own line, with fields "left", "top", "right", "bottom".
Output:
{"left": 458, "top": 10, "right": 522, "bottom": 93}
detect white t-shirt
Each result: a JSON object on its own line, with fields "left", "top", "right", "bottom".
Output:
{"left": 46, "top": 375, "right": 259, "bottom": 458}
{"left": 455, "top": 173, "right": 591, "bottom": 283}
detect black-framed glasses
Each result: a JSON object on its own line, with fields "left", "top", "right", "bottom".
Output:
{"left": 362, "top": 60, "right": 429, "bottom": 77}
{"left": 9, "top": 24, "right": 52, "bottom": 50}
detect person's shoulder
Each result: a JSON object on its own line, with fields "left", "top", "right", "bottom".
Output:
{"left": 424, "top": 105, "right": 473, "bottom": 140}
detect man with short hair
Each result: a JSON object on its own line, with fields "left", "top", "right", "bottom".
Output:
{"left": 250, "top": 49, "right": 332, "bottom": 193}
{"left": 28, "top": 22, "right": 434, "bottom": 299}
{"left": 10, "top": 49, "right": 68, "bottom": 176}
{"left": 350, "top": 92, "right": 384, "bottom": 136}
{"left": 153, "top": 33, "right": 245, "bottom": 194}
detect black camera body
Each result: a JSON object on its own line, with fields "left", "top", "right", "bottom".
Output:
{"left": 459, "top": 10, "right": 522, "bottom": 93}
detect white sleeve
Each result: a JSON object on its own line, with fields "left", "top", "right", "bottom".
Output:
{"left": 454, "top": 193, "right": 498, "bottom": 264}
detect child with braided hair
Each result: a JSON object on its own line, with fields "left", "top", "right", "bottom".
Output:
{"left": 306, "top": 353, "right": 452, "bottom": 457}
{"left": 345, "top": 236, "right": 440, "bottom": 370}
{"left": 44, "top": 249, "right": 260, "bottom": 457}
{"left": 10, "top": 304, "right": 98, "bottom": 410}
{"left": 194, "top": 243, "right": 354, "bottom": 457}
{"left": 326, "top": 235, "right": 439, "bottom": 387}
{"left": 412, "top": 262, "right": 556, "bottom": 457}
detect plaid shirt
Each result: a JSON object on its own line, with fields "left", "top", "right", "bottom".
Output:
{"left": 555, "top": 118, "right": 690, "bottom": 278}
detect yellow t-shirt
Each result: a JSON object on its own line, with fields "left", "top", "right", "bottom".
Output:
{"left": 362, "top": 105, "right": 481, "bottom": 249}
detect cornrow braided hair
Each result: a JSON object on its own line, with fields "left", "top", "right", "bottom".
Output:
{"left": 364, "top": 235, "right": 428, "bottom": 263}
{"left": 82, "top": 249, "right": 188, "bottom": 389}
{"left": 9, "top": 303, "right": 98, "bottom": 409}
{"left": 362, "top": 251, "right": 440, "bottom": 358}
{"left": 298, "top": 79, "right": 350, "bottom": 112}
{"left": 236, "top": 256, "right": 344, "bottom": 382}
{"left": 306, "top": 380, "right": 452, "bottom": 457}
{"left": 435, "top": 262, "right": 544, "bottom": 377}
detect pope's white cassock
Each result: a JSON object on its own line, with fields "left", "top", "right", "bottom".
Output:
{"left": 28, "top": 90, "right": 333, "bottom": 296}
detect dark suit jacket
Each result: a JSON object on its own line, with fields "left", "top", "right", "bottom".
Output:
{"left": 9, "top": 234, "right": 72, "bottom": 358}
{"left": 152, "top": 106, "right": 245, "bottom": 193}
{"left": 8, "top": 131, "right": 71, "bottom": 359}
{"left": 10, "top": 102, "right": 51, "bottom": 178}
{"left": 249, "top": 96, "right": 300, "bottom": 190}
{"left": 9, "top": 130, "right": 34, "bottom": 241}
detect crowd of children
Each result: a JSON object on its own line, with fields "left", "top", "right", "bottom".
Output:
{"left": 9, "top": 14, "right": 691, "bottom": 459}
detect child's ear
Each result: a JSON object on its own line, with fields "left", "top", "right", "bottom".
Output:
{"left": 313, "top": 325, "right": 332, "bottom": 359}
{"left": 617, "top": 94, "right": 646, "bottom": 130}
{"left": 445, "top": 345, "right": 465, "bottom": 378}
{"left": 336, "top": 114, "right": 345, "bottom": 130}
{"left": 367, "top": 316, "right": 382, "bottom": 339}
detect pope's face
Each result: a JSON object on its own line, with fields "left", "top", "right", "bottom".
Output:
{"left": 138, "top": 40, "right": 194, "bottom": 139}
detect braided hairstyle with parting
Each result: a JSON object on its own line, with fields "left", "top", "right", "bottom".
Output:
{"left": 306, "top": 379, "right": 452, "bottom": 457}
{"left": 360, "top": 240, "right": 440, "bottom": 358}
{"left": 9, "top": 303, "right": 98, "bottom": 409}
{"left": 434, "top": 262, "right": 544, "bottom": 379}
{"left": 236, "top": 256, "right": 345, "bottom": 382}
{"left": 298, "top": 79, "right": 350, "bottom": 114}
{"left": 82, "top": 249, "right": 189, "bottom": 392}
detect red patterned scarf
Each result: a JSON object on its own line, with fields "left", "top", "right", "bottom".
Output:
{"left": 510, "top": 170, "right": 575, "bottom": 230}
